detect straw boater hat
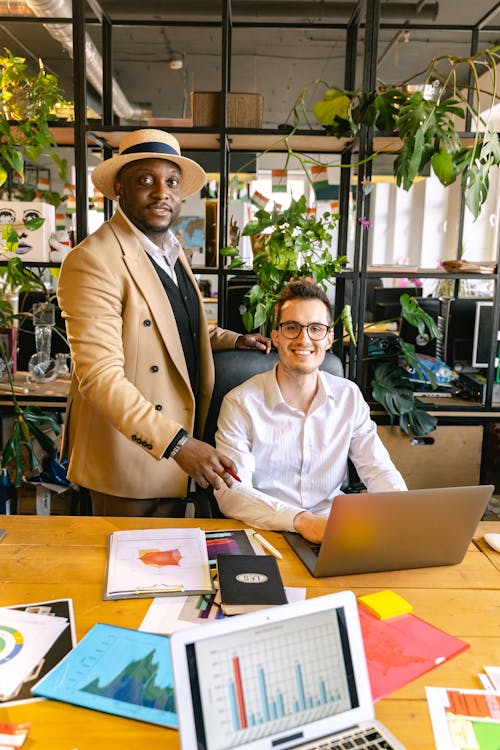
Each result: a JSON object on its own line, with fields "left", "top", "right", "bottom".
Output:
{"left": 91, "top": 129, "right": 207, "bottom": 201}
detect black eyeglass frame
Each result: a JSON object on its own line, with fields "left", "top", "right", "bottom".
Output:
{"left": 276, "top": 321, "right": 332, "bottom": 340}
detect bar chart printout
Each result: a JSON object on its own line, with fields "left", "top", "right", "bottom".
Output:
{"left": 194, "top": 609, "right": 355, "bottom": 750}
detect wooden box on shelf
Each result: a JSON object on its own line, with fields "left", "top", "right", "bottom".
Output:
{"left": 191, "top": 91, "right": 263, "bottom": 128}
{"left": 16, "top": 483, "right": 74, "bottom": 515}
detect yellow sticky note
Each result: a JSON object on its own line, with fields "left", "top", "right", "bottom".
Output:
{"left": 358, "top": 590, "right": 413, "bottom": 620}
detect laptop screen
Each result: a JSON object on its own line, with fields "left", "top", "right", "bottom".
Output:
{"left": 183, "top": 605, "right": 359, "bottom": 750}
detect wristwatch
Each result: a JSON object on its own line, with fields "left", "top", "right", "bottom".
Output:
{"left": 167, "top": 429, "right": 189, "bottom": 458}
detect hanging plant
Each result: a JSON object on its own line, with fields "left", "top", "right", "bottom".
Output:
{"left": 286, "top": 45, "right": 500, "bottom": 219}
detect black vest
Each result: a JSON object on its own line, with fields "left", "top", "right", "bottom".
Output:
{"left": 148, "top": 255, "right": 200, "bottom": 399}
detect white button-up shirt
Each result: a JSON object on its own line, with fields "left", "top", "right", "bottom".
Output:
{"left": 214, "top": 366, "right": 407, "bottom": 531}
{"left": 117, "top": 206, "right": 181, "bottom": 284}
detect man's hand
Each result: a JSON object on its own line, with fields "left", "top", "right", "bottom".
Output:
{"left": 293, "top": 511, "right": 328, "bottom": 543}
{"left": 172, "top": 436, "right": 237, "bottom": 490}
{"left": 235, "top": 333, "right": 271, "bottom": 353}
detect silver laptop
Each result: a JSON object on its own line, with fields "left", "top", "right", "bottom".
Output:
{"left": 283, "top": 485, "right": 494, "bottom": 577}
{"left": 170, "top": 590, "right": 406, "bottom": 750}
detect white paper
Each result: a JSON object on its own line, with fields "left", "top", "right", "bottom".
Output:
{"left": 426, "top": 685, "right": 500, "bottom": 750}
{"left": 484, "top": 666, "right": 500, "bottom": 690}
{"left": 139, "top": 587, "right": 306, "bottom": 635}
{"left": 105, "top": 527, "right": 213, "bottom": 597}
{"left": 0, "top": 608, "right": 68, "bottom": 701}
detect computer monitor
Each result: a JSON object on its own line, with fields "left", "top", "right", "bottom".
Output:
{"left": 472, "top": 300, "right": 498, "bottom": 368}
{"left": 436, "top": 297, "right": 494, "bottom": 369}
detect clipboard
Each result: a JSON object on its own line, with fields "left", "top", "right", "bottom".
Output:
{"left": 103, "top": 527, "right": 214, "bottom": 600}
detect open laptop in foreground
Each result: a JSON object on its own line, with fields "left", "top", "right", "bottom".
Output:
{"left": 171, "top": 590, "right": 406, "bottom": 750}
{"left": 283, "top": 484, "right": 494, "bottom": 577}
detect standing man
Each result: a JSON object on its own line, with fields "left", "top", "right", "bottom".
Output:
{"left": 58, "top": 129, "right": 269, "bottom": 516}
{"left": 215, "top": 280, "right": 406, "bottom": 542}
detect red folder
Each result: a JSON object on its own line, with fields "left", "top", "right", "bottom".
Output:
{"left": 358, "top": 604, "right": 469, "bottom": 701}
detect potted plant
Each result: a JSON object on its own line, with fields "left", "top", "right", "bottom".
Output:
{"left": 0, "top": 47, "right": 71, "bottom": 255}
{"left": 367, "top": 293, "right": 445, "bottom": 436}
{"left": 0, "top": 258, "right": 61, "bottom": 487}
{"left": 288, "top": 46, "right": 500, "bottom": 219}
{"left": 221, "top": 195, "right": 353, "bottom": 336}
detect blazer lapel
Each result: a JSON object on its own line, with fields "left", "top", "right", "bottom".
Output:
{"left": 108, "top": 213, "right": 192, "bottom": 391}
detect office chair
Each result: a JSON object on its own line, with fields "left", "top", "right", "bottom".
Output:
{"left": 188, "top": 348, "right": 346, "bottom": 517}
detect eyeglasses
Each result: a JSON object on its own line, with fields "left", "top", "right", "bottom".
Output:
{"left": 277, "top": 321, "right": 331, "bottom": 340}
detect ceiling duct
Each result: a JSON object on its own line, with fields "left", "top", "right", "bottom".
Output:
{"left": 107, "top": 1, "right": 439, "bottom": 21}
{"left": 24, "top": 0, "right": 150, "bottom": 121}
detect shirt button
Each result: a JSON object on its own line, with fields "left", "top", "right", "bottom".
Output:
{"left": 155, "top": 404, "right": 163, "bottom": 411}
{"left": 150, "top": 365, "right": 159, "bottom": 373}
{"left": 143, "top": 319, "right": 152, "bottom": 327}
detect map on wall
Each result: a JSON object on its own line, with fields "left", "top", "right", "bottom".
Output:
{"left": 174, "top": 216, "right": 205, "bottom": 265}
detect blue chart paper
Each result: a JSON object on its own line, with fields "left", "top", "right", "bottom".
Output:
{"left": 32, "top": 622, "right": 178, "bottom": 728}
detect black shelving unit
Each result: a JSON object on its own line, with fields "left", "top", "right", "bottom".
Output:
{"left": 7, "top": 2, "right": 500, "bottom": 443}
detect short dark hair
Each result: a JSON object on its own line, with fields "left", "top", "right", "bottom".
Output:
{"left": 274, "top": 280, "right": 332, "bottom": 326}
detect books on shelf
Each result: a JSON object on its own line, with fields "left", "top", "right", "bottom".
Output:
{"left": 104, "top": 527, "right": 213, "bottom": 600}
{"left": 216, "top": 553, "right": 287, "bottom": 615}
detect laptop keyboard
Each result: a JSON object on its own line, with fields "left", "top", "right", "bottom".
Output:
{"left": 300, "top": 726, "right": 398, "bottom": 750}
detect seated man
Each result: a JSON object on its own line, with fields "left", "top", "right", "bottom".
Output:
{"left": 214, "top": 280, "right": 407, "bottom": 543}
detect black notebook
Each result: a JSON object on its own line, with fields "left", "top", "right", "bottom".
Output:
{"left": 216, "top": 553, "right": 287, "bottom": 615}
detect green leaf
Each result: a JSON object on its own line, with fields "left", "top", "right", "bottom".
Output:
{"left": 370, "top": 361, "right": 436, "bottom": 437}
{"left": 242, "top": 310, "right": 254, "bottom": 332}
{"left": 400, "top": 293, "right": 441, "bottom": 339}
{"left": 462, "top": 163, "right": 489, "bottom": 220}
{"left": 431, "top": 147, "right": 455, "bottom": 186}
{"left": 253, "top": 301, "right": 269, "bottom": 329}
{"left": 24, "top": 216, "right": 45, "bottom": 231}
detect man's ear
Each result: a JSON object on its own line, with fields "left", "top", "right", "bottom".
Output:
{"left": 271, "top": 328, "right": 279, "bottom": 349}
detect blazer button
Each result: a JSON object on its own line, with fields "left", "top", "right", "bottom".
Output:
{"left": 155, "top": 404, "right": 163, "bottom": 411}
{"left": 147, "top": 443, "right": 153, "bottom": 450}
{"left": 132, "top": 434, "right": 137, "bottom": 441}
{"left": 143, "top": 319, "right": 152, "bottom": 327}
{"left": 150, "top": 365, "right": 159, "bottom": 373}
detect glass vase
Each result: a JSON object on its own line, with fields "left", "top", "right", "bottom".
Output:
{"left": 27, "top": 302, "right": 57, "bottom": 383}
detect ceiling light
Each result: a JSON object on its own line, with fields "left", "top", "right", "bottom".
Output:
{"left": 169, "top": 53, "right": 184, "bottom": 71}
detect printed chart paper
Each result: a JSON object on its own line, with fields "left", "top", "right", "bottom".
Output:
{"left": 0, "top": 608, "right": 68, "bottom": 701}
{"left": 104, "top": 527, "right": 213, "bottom": 599}
{"left": 32, "top": 623, "right": 178, "bottom": 728}
{"left": 1, "top": 599, "right": 76, "bottom": 708}
{"left": 139, "top": 588, "right": 306, "bottom": 635}
{"left": 426, "top": 686, "right": 500, "bottom": 750}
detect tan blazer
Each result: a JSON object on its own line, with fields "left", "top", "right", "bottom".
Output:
{"left": 57, "top": 212, "right": 239, "bottom": 498}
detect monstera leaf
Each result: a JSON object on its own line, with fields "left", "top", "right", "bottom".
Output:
{"left": 371, "top": 362, "right": 437, "bottom": 437}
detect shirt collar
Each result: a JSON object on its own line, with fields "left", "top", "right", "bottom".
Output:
{"left": 117, "top": 205, "right": 181, "bottom": 265}
{"left": 265, "top": 365, "right": 333, "bottom": 412}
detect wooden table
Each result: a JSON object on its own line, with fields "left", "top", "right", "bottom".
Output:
{"left": 1, "top": 516, "right": 499, "bottom": 749}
